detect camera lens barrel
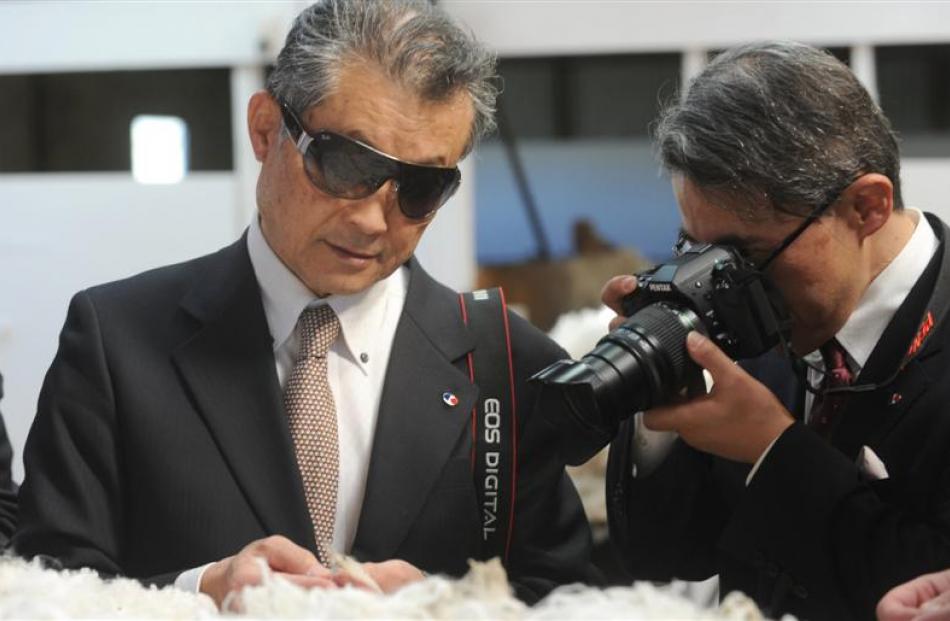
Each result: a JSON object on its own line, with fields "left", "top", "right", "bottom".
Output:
{"left": 532, "top": 302, "right": 704, "bottom": 465}
{"left": 590, "top": 302, "right": 702, "bottom": 413}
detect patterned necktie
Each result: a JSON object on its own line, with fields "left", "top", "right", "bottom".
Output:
{"left": 283, "top": 305, "right": 340, "bottom": 565}
{"left": 808, "top": 339, "right": 854, "bottom": 439}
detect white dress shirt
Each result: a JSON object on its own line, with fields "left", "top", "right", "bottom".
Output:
{"left": 176, "top": 217, "right": 408, "bottom": 591}
{"left": 631, "top": 209, "right": 939, "bottom": 483}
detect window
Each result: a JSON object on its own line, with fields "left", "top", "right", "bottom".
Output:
{"left": 130, "top": 115, "right": 189, "bottom": 184}
{"left": 878, "top": 44, "right": 950, "bottom": 132}
{"left": 0, "top": 68, "right": 232, "bottom": 173}
{"left": 877, "top": 44, "right": 950, "bottom": 157}
{"left": 495, "top": 53, "right": 681, "bottom": 139}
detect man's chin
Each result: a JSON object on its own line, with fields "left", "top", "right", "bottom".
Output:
{"left": 305, "top": 267, "right": 397, "bottom": 297}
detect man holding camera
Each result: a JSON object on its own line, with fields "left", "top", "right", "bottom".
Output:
{"left": 599, "top": 42, "right": 950, "bottom": 619}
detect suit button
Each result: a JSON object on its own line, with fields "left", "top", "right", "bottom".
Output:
{"left": 793, "top": 584, "right": 808, "bottom": 599}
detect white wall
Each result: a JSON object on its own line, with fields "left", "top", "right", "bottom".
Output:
{"left": 415, "top": 159, "right": 477, "bottom": 292}
{"left": 0, "top": 1, "right": 300, "bottom": 73}
{"left": 445, "top": 1, "right": 950, "bottom": 56}
{"left": 7, "top": 1, "right": 950, "bottom": 75}
{"left": 903, "top": 160, "right": 950, "bottom": 222}
{"left": 0, "top": 173, "right": 240, "bottom": 480}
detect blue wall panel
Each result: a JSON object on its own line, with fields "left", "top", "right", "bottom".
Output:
{"left": 473, "top": 139, "right": 681, "bottom": 265}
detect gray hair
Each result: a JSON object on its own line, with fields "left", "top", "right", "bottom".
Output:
{"left": 267, "top": 0, "right": 498, "bottom": 150}
{"left": 655, "top": 41, "right": 903, "bottom": 219}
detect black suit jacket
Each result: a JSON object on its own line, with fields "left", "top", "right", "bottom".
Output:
{"left": 0, "top": 373, "right": 17, "bottom": 546}
{"left": 608, "top": 214, "right": 950, "bottom": 620}
{"left": 14, "top": 237, "right": 592, "bottom": 601}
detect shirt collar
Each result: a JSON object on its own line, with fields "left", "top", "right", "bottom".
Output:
{"left": 246, "top": 216, "right": 407, "bottom": 370}
{"left": 834, "top": 208, "right": 938, "bottom": 371}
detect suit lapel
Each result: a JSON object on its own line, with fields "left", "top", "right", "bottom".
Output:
{"left": 171, "top": 238, "right": 315, "bottom": 552}
{"left": 351, "top": 259, "right": 477, "bottom": 561}
{"left": 836, "top": 358, "right": 933, "bottom": 460}
{"left": 832, "top": 216, "right": 947, "bottom": 459}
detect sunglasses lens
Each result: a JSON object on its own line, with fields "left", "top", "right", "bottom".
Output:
{"left": 299, "top": 129, "right": 461, "bottom": 220}
{"left": 303, "top": 133, "right": 394, "bottom": 199}
{"left": 397, "top": 166, "right": 461, "bottom": 220}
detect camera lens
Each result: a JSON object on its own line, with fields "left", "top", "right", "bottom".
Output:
{"left": 592, "top": 302, "right": 703, "bottom": 412}
{"left": 578, "top": 303, "right": 701, "bottom": 412}
{"left": 533, "top": 302, "right": 703, "bottom": 465}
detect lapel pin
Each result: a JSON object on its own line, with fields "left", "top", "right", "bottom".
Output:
{"left": 889, "top": 392, "right": 902, "bottom": 406}
{"left": 442, "top": 391, "right": 459, "bottom": 407}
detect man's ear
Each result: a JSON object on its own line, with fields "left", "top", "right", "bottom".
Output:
{"left": 837, "top": 173, "right": 894, "bottom": 240}
{"left": 247, "top": 91, "right": 281, "bottom": 163}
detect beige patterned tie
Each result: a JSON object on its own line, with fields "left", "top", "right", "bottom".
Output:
{"left": 284, "top": 305, "right": 340, "bottom": 565}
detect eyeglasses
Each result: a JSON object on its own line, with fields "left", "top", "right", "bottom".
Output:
{"left": 672, "top": 194, "right": 842, "bottom": 270}
{"left": 756, "top": 198, "right": 837, "bottom": 271}
{"left": 278, "top": 100, "right": 462, "bottom": 221}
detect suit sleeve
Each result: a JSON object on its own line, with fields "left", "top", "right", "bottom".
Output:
{"left": 726, "top": 422, "right": 950, "bottom": 619}
{"left": 503, "top": 313, "right": 598, "bottom": 603}
{"left": 604, "top": 348, "right": 799, "bottom": 586}
{"left": 0, "top": 374, "right": 17, "bottom": 546}
{"left": 13, "top": 291, "right": 126, "bottom": 575}
{"left": 606, "top": 421, "right": 726, "bottom": 582}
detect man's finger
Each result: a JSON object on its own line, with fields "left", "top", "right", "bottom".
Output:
{"left": 278, "top": 573, "right": 338, "bottom": 590}
{"left": 643, "top": 402, "right": 690, "bottom": 432}
{"left": 684, "top": 331, "right": 737, "bottom": 380}
{"left": 332, "top": 571, "right": 377, "bottom": 591}
{"left": 914, "top": 607, "right": 950, "bottom": 621}
{"left": 921, "top": 589, "right": 950, "bottom": 612}
{"left": 875, "top": 598, "right": 919, "bottom": 621}
{"left": 253, "top": 536, "right": 323, "bottom": 575}
{"left": 600, "top": 275, "right": 637, "bottom": 315}
{"left": 877, "top": 578, "right": 932, "bottom": 621}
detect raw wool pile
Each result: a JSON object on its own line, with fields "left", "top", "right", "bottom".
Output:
{"left": 0, "top": 556, "right": 777, "bottom": 620}
{"left": 0, "top": 556, "right": 216, "bottom": 618}
{"left": 547, "top": 305, "right": 617, "bottom": 361}
{"left": 238, "top": 558, "right": 773, "bottom": 620}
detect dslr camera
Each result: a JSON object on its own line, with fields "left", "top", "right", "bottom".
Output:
{"left": 533, "top": 242, "right": 791, "bottom": 465}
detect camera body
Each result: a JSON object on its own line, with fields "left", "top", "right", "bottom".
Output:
{"left": 533, "top": 242, "right": 790, "bottom": 465}
{"left": 627, "top": 242, "right": 788, "bottom": 360}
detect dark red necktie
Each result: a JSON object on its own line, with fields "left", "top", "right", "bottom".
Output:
{"left": 808, "top": 339, "right": 854, "bottom": 439}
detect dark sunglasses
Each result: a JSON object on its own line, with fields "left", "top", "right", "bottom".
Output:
{"left": 278, "top": 100, "right": 462, "bottom": 220}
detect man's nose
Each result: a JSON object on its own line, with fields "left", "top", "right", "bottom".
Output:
{"left": 344, "top": 179, "right": 396, "bottom": 235}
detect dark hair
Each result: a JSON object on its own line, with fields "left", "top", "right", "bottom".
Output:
{"left": 267, "top": 0, "right": 498, "bottom": 150}
{"left": 655, "top": 41, "right": 903, "bottom": 219}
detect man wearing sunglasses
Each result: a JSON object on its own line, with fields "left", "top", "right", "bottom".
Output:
{"left": 13, "top": 0, "right": 591, "bottom": 608}
{"left": 599, "top": 42, "right": 950, "bottom": 619}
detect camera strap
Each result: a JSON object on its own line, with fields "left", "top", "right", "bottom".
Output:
{"left": 458, "top": 288, "right": 517, "bottom": 563}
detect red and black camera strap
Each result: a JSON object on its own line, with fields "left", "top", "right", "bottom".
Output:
{"left": 458, "top": 288, "right": 518, "bottom": 563}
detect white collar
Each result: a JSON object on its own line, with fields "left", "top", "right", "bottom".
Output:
{"left": 834, "top": 208, "right": 938, "bottom": 370}
{"left": 246, "top": 216, "right": 407, "bottom": 371}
